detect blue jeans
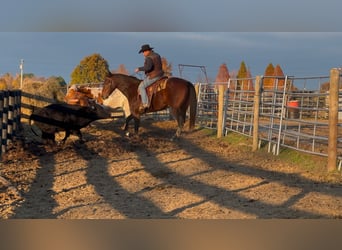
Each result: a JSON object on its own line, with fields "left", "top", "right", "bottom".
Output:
{"left": 138, "top": 76, "right": 161, "bottom": 106}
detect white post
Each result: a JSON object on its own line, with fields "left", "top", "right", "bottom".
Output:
{"left": 19, "top": 59, "right": 24, "bottom": 89}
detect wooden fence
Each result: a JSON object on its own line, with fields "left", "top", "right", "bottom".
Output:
{"left": 0, "top": 90, "right": 21, "bottom": 157}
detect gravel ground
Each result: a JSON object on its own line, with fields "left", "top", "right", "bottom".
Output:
{"left": 1, "top": 118, "right": 342, "bottom": 219}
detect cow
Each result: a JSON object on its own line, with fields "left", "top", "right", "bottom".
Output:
{"left": 30, "top": 102, "right": 110, "bottom": 144}
{"left": 64, "top": 84, "right": 131, "bottom": 130}
{"left": 64, "top": 85, "right": 100, "bottom": 107}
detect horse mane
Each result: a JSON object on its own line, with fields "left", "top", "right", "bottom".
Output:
{"left": 107, "top": 73, "right": 141, "bottom": 95}
{"left": 108, "top": 73, "right": 140, "bottom": 83}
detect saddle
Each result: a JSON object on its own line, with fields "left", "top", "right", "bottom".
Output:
{"left": 144, "top": 76, "right": 168, "bottom": 104}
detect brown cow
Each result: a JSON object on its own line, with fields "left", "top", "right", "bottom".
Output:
{"left": 64, "top": 85, "right": 132, "bottom": 132}
{"left": 64, "top": 85, "right": 100, "bottom": 106}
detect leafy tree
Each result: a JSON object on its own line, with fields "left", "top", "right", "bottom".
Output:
{"left": 0, "top": 73, "right": 14, "bottom": 89}
{"left": 320, "top": 81, "right": 330, "bottom": 92}
{"left": 24, "top": 73, "right": 35, "bottom": 78}
{"left": 70, "top": 53, "right": 110, "bottom": 85}
{"left": 114, "top": 64, "right": 129, "bottom": 75}
{"left": 10, "top": 73, "right": 36, "bottom": 89}
{"left": 0, "top": 78, "right": 7, "bottom": 90}
{"left": 162, "top": 57, "right": 172, "bottom": 76}
{"left": 54, "top": 76, "right": 67, "bottom": 86}
{"left": 215, "top": 63, "right": 230, "bottom": 83}
{"left": 22, "top": 75, "right": 67, "bottom": 110}
{"left": 42, "top": 76, "right": 67, "bottom": 100}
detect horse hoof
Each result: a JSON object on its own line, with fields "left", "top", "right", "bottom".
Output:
{"left": 170, "top": 136, "right": 179, "bottom": 142}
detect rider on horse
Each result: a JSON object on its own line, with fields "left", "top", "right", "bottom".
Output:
{"left": 135, "top": 44, "right": 165, "bottom": 113}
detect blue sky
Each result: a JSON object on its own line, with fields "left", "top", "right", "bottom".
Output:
{"left": 0, "top": 32, "right": 341, "bottom": 84}
{"left": 0, "top": 1, "right": 341, "bottom": 84}
{"left": 1, "top": 1, "right": 341, "bottom": 31}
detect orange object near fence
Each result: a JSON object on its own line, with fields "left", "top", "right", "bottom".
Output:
{"left": 287, "top": 100, "right": 300, "bottom": 118}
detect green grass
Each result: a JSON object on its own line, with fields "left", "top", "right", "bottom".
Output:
{"left": 201, "top": 128, "right": 253, "bottom": 145}
{"left": 277, "top": 147, "right": 326, "bottom": 171}
{"left": 198, "top": 128, "right": 342, "bottom": 182}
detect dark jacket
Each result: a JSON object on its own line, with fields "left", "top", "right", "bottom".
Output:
{"left": 138, "top": 51, "right": 164, "bottom": 78}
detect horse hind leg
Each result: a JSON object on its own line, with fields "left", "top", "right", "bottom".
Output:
{"left": 171, "top": 123, "right": 183, "bottom": 141}
{"left": 171, "top": 109, "right": 185, "bottom": 141}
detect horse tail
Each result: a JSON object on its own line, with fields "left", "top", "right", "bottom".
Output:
{"left": 188, "top": 82, "right": 197, "bottom": 130}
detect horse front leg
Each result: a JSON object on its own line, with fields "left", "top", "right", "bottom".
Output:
{"left": 122, "top": 114, "right": 134, "bottom": 137}
{"left": 122, "top": 114, "right": 140, "bottom": 137}
{"left": 122, "top": 115, "right": 133, "bottom": 130}
{"left": 133, "top": 116, "right": 140, "bottom": 134}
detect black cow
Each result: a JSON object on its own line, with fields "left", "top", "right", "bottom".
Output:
{"left": 30, "top": 102, "right": 110, "bottom": 144}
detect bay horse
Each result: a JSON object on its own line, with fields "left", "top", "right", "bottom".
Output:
{"left": 101, "top": 73, "right": 197, "bottom": 139}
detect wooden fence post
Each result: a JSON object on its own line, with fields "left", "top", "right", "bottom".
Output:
{"left": 7, "top": 91, "right": 15, "bottom": 141}
{"left": 0, "top": 92, "right": 4, "bottom": 155}
{"left": 0, "top": 90, "right": 22, "bottom": 157}
{"left": 252, "top": 76, "right": 262, "bottom": 151}
{"left": 217, "top": 84, "right": 225, "bottom": 138}
{"left": 13, "top": 90, "right": 22, "bottom": 133}
{"left": 194, "top": 83, "right": 199, "bottom": 99}
{"left": 1, "top": 91, "right": 9, "bottom": 154}
{"left": 327, "top": 68, "right": 340, "bottom": 171}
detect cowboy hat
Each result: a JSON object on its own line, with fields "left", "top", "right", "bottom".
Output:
{"left": 139, "top": 44, "right": 154, "bottom": 53}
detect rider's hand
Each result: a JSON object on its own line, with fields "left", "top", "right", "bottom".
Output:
{"left": 135, "top": 68, "right": 139, "bottom": 73}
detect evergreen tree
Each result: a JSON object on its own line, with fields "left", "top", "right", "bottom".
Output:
{"left": 237, "top": 61, "right": 248, "bottom": 78}
{"left": 273, "top": 64, "right": 285, "bottom": 89}
{"left": 236, "top": 61, "right": 248, "bottom": 90}
{"left": 70, "top": 53, "right": 110, "bottom": 85}
{"left": 245, "top": 68, "right": 254, "bottom": 91}
{"left": 215, "top": 63, "right": 230, "bottom": 83}
{"left": 263, "top": 63, "right": 275, "bottom": 90}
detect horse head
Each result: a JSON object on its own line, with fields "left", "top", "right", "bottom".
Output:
{"left": 102, "top": 75, "right": 116, "bottom": 100}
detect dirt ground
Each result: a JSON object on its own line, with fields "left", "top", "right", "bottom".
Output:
{"left": 1, "top": 117, "right": 342, "bottom": 219}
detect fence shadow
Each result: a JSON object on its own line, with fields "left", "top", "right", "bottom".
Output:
{"left": 6, "top": 119, "right": 342, "bottom": 218}
{"left": 10, "top": 143, "right": 58, "bottom": 218}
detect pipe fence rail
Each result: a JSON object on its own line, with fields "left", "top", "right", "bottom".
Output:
{"left": 196, "top": 68, "right": 342, "bottom": 171}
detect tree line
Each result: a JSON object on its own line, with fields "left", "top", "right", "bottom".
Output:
{"left": 0, "top": 52, "right": 330, "bottom": 103}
